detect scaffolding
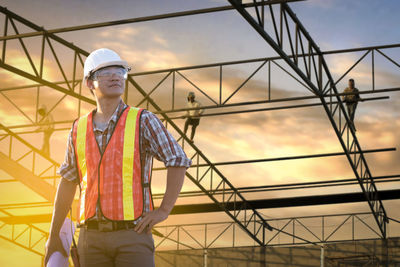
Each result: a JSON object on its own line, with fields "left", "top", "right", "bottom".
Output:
{"left": 0, "top": 1, "right": 399, "bottom": 266}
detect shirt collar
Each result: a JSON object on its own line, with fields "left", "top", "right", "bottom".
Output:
{"left": 93, "top": 100, "right": 127, "bottom": 131}
{"left": 110, "top": 100, "right": 127, "bottom": 123}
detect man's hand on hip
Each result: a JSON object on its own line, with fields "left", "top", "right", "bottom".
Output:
{"left": 134, "top": 209, "right": 169, "bottom": 234}
{"left": 134, "top": 166, "right": 186, "bottom": 234}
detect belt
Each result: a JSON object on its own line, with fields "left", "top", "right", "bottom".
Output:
{"left": 78, "top": 220, "right": 137, "bottom": 232}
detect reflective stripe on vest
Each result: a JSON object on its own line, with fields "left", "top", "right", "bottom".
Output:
{"left": 73, "top": 106, "right": 149, "bottom": 224}
{"left": 76, "top": 113, "right": 88, "bottom": 224}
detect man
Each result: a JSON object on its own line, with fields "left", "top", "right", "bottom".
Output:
{"left": 44, "top": 48, "right": 191, "bottom": 266}
{"left": 342, "top": 78, "right": 364, "bottom": 131}
{"left": 183, "top": 92, "right": 204, "bottom": 142}
{"left": 37, "top": 105, "right": 54, "bottom": 157}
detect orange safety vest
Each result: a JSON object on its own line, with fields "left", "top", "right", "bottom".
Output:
{"left": 72, "top": 106, "right": 153, "bottom": 224}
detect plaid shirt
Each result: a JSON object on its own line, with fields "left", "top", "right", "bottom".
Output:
{"left": 58, "top": 100, "right": 191, "bottom": 221}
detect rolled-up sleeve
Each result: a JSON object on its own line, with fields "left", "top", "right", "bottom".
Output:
{"left": 57, "top": 126, "right": 79, "bottom": 184}
{"left": 142, "top": 111, "right": 192, "bottom": 168}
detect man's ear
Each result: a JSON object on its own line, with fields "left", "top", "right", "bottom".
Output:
{"left": 86, "top": 79, "right": 96, "bottom": 96}
{"left": 86, "top": 79, "right": 94, "bottom": 89}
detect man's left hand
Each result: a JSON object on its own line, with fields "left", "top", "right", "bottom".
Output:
{"left": 134, "top": 209, "right": 169, "bottom": 234}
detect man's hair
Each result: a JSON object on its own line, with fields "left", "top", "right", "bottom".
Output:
{"left": 38, "top": 108, "right": 46, "bottom": 116}
{"left": 349, "top": 78, "right": 354, "bottom": 82}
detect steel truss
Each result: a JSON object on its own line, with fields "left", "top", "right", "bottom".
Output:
{"left": 0, "top": 1, "right": 304, "bottom": 41}
{"left": 0, "top": 122, "right": 59, "bottom": 196}
{"left": 0, "top": 209, "right": 47, "bottom": 257}
{"left": 152, "top": 212, "right": 398, "bottom": 250}
{"left": 0, "top": 0, "right": 399, "bottom": 260}
{"left": 154, "top": 237, "right": 400, "bottom": 267}
{"left": 1, "top": 11, "right": 399, "bottom": 130}
{"left": 0, "top": 122, "right": 81, "bottom": 210}
{"left": 2, "top": 40, "right": 400, "bottom": 134}
{"left": 131, "top": 43, "right": 400, "bottom": 118}
{"left": 2, "top": 209, "right": 398, "bottom": 252}
{"left": 153, "top": 147, "right": 395, "bottom": 171}
{"left": 227, "top": 0, "right": 393, "bottom": 238}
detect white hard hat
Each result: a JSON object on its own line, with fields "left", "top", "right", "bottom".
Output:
{"left": 84, "top": 48, "right": 130, "bottom": 80}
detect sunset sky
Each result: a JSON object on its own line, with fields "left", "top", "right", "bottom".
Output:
{"left": 0, "top": 0, "right": 399, "bottom": 266}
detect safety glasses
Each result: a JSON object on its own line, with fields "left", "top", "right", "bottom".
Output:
{"left": 93, "top": 67, "right": 128, "bottom": 80}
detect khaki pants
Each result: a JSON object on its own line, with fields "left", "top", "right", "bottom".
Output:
{"left": 77, "top": 228, "right": 155, "bottom": 267}
{"left": 346, "top": 102, "right": 358, "bottom": 122}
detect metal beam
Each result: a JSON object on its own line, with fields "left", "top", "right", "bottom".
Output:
{"left": 159, "top": 96, "right": 388, "bottom": 120}
{"left": 0, "top": 214, "right": 52, "bottom": 224}
{"left": 0, "top": 93, "right": 391, "bottom": 139}
{"left": 0, "top": 123, "right": 79, "bottom": 215}
{"left": 0, "top": 223, "right": 46, "bottom": 257}
{"left": 153, "top": 147, "right": 395, "bottom": 170}
{"left": 0, "top": 127, "right": 71, "bottom": 137}
{"left": 158, "top": 174, "right": 400, "bottom": 199}
{"left": 153, "top": 221, "right": 400, "bottom": 252}
{"left": 0, "top": 209, "right": 47, "bottom": 257}
{"left": 0, "top": 152, "right": 56, "bottom": 202}
{"left": 153, "top": 237, "right": 400, "bottom": 266}
{"left": 0, "top": 93, "right": 390, "bottom": 136}
{"left": 1, "top": 38, "right": 399, "bottom": 89}
{"left": 2, "top": 173, "right": 400, "bottom": 204}
{"left": 170, "top": 189, "right": 400, "bottom": 214}
{"left": 0, "top": 61, "right": 95, "bottom": 104}
{"left": 4, "top": 189, "right": 400, "bottom": 221}
{"left": 132, "top": 43, "right": 400, "bottom": 76}
{"left": 0, "top": 122, "right": 59, "bottom": 165}
{"left": 0, "top": 1, "right": 304, "bottom": 41}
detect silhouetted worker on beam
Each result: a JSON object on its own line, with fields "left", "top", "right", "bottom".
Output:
{"left": 342, "top": 79, "right": 364, "bottom": 131}
{"left": 37, "top": 105, "right": 54, "bottom": 157}
{"left": 183, "top": 92, "right": 204, "bottom": 142}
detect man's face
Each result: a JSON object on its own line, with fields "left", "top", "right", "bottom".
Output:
{"left": 88, "top": 66, "right": 127, "bottom": 98}
{"left": 348, "top": 80, "right": 354, "bottom": 89}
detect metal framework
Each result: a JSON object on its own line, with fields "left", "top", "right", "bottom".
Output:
{"left": 152, "top": 212, "right": 395, "bottom": 250}
{"left": 1, "top": 40, "right": 400, "bottom": 115}
{"left": 0, "top": 209, "right": 47, "bottom": 257}
{"left": 227, "top": 0, "right": 392, "bottom": 237}
{"left": 1, "top": 210, "right": 398, "bottom": 251}
{"left": 1, "top": 40, "right": 399, "bottom": 134}
{"left": 0, "top": 0, "right": 399, "bottom": 263}
{"left": 154, "top": 237, "right": 400, "bottom": 267}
